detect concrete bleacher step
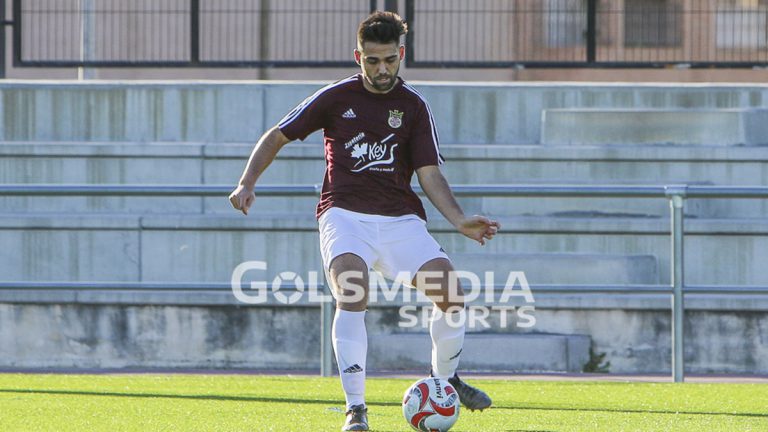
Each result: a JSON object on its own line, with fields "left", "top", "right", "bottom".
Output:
{"left": 4, "top": 213, "right": 768, "bottom": 286}
{"left": 0, "top": 213, "right": 655, "bottom": 285}
{"left": 368, "top": 332, "right": 591, "bottom": 373}
{"left": 4, "top": 81, "right": 768, "bottom": 146}
{"left": 451, "top": 252, "right": 657, "bottom": 285}
{"left": 541, "top": 108, "right": 768, "bottom": 146}
{"left": 3, "top": 142, "right": 768, "bottom": 218}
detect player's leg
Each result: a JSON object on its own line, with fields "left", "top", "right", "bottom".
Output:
{"left": 413, "top": 258, "right": 492, "bottom": 412}
{"left": 319, "top": 209, "right": 377, "bottom": 431}
{"left": 412, "top": 257, "right": 465, "bottom": 379}
{"left": 329, "top": 253, "right": 370, "bottom": 431}
{"left": 378, "top": 217, "right": 491, "bottom": 411}
{"left": 377, "top": 220, "right": 464, "bottom": 378}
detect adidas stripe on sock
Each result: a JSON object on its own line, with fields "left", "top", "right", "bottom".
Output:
{"left": 332, "top": 309, "right": 368, "bottom": 409}
{"left": 430, "top": 307, "right": 466, "bottom": 379}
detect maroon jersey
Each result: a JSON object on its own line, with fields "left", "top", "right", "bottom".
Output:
{"left": 278, "top": 74, "right": 444, "bottom": 220}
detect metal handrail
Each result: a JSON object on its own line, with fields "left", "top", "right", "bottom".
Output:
{"left": 0, "top": 282, "right": 674, "bottom": 294}
{"left": 3, "top": 183, "right": 768, "bottom": 381}
{"left": 4, "top": 281, "right": 767, "bottom": 295}
{"left": 0, "top": 184, "right": 321, "bottom": 197}
{"left": 0, "top": 281, "right": 236, "bottom": 291}
{"left": 2, "top": 183, "right": 768, "bottom": 198}
{"left": 685, "top": 285, "right": 768, "bottom": 294}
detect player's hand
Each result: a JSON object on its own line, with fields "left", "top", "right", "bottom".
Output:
{"left": 457, "top": 215, "right": 500, "bottom": 246}
{"left": 229, "top": 185, "right": 255, "bottom": 215}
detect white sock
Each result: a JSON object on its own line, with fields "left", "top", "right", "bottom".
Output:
{"left": 430, "top": 307, "right": 466, "bottom": 379}
{"left": 332, "top": 309, "right": 367, "bottom": 409}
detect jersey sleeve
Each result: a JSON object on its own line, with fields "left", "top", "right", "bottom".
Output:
{"left": 409, "top": 100, "right": 445, "bottom": 169}
{"left": 277, "top": 85, "right": 333, "bottom": 141}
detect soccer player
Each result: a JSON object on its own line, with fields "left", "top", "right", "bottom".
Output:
{"left": 229, "top": 11, "right": 498, "bottom": 431}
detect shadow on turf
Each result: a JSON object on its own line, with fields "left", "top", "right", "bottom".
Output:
{"left": 0, "top": 388, "right": 363, "bottom": 407}
{"left": 1, "top": 388, "right": 767, "bottom": 419}
{"left": 489, "top": 404, "right": 768, "bottom": 419}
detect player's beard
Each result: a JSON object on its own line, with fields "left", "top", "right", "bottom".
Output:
{"left": 368, "top": 65, "right": 400, "bottom": 92}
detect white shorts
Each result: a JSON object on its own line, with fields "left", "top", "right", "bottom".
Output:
{"left": 318, "top": 207, "right": 449, "bottom": 282}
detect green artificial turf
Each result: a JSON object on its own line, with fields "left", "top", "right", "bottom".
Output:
{"left": 0, "top": 374, "right": 765, "bottom": 431}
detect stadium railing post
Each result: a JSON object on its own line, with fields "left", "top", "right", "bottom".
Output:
{"left": 667, "top": 187, "right": 687, "bottom": 383}
{"left": 318, "top": 183, "right": 334, "bottom": 377}
{"left": 320, "top": 288, "right": 334, "bottom": 377}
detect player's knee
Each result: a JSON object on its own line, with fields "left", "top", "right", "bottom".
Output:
{"left": 336, "top": 300, "right": 368, "bottom": 312}
{"left": 434, "top": 279, "right": 465, "bottom": 312}
{"left": 435, "top": 299, "right": 465, "bottom": 313}
{"left": 334, "top": 282, "right": 369, "bottom": 310}
{"left": 329, "top": 253, "right": 368, "bottom": 273}
{"left": 421, "top": 274, "right": 465, "bottom": 313}
{"left": 333, "top": 285, "right": 369, "bottom": 311}
{"left": 442, "top": 278, "right": 464, "bottom": 311}
{"left": 329, "top": 253, "right": 370, "bottom": 309}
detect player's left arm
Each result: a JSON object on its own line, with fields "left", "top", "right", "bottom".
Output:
{"left": 416, "top": 165, "right": 500, "bottom": 245}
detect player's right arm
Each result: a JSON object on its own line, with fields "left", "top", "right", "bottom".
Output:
{"left": 229, "top": 126, "right": 292, "bottom": 215}
{"left": 231, "top": 78, "right": 342, "bottom": 215}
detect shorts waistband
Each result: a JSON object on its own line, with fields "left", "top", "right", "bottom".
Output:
{"left": 320, "top": 207, "right": 422, "bottom": 224}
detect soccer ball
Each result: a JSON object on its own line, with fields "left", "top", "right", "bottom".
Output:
{"left": 402, "top": 377, "right": 460, "bottom": 431}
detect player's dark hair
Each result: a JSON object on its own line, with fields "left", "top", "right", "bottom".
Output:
{"left": 357, "top": 11, "right": 408, "bottom": 46}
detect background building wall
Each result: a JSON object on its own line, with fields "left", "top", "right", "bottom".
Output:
{"left": 5, "top": 0, "right": 768, "bottom": 82}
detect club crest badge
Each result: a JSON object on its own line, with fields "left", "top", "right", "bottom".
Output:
{"left": 388, "top": 110, "right": 404, "bottom": 129}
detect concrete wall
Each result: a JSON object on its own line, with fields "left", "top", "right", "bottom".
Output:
{"left": 542, "top": 108, "right": 768, "bottom": 146}
{"left": 0, "top": 303, "right": 321, "bottom": 369}
{"left": 1, "top": 301, "right": 766, "bottom": 374}
{"left": 3, "top": 81, "right": 768, "bottom": 144}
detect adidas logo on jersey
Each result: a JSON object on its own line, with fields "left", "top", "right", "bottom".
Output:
{"left": 342, "top": 109, "right": 356, "bottom": 119}
{"left": 343, "top": 364, "right": 363, "bottom": 374}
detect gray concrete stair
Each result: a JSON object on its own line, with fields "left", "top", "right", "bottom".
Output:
{"left": 542, "top": 108, "right": 768, "bottom": 146}
{"left": 4, "top": 213, "right": 768, "bottom": 286}
{"left": 2, "top": 142, "right": 768, "bottom": 218}
{"left": 368, "top": 332, "right": 591, "bottom": 373}
{"left": 451, "top": 252, "right": 657, "bottom": 285}
{"left": 5, "top": 81, "right": 768, "bottom": 145}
